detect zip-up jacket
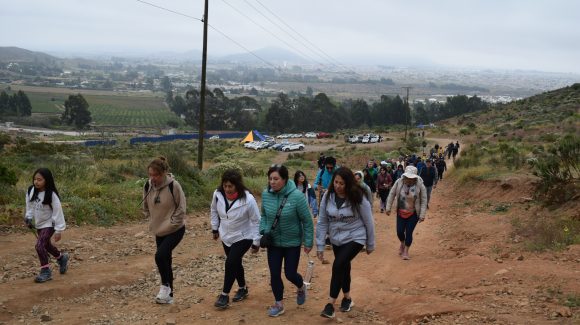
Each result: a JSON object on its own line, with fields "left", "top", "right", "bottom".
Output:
{"left": 25, "top": 190, "right": 66, "bottom": 232}
{"left": 210, "top": 190, "right": 261, "bottom": 247}
{"left": 259, "top": 180, "right": 314, "bottom": 248}
{"left": 313, "top": 166, "right": 337, "bottom": 190}
{"left": 316, "top": 192, "right": 375, "bottom": 252}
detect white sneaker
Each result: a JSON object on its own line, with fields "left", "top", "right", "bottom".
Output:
{"left": 155, "top": 285, "right": 173, "bottom": 304}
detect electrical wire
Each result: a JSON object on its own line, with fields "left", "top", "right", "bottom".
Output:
{"left": 135, "top": 0, "right": 278, "bottom": 68}
{"left": 220, "top": 0, "right": 325, "bottom": 66}
{"left": 252, "top": 0, "right": 355, "bottom": 73}
{"left": 136, "top": 0, "right": 202, "bottom": 21}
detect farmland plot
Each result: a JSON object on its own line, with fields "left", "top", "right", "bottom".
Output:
{"left": 86, "top": 95, "right": 182, "bottom": 127}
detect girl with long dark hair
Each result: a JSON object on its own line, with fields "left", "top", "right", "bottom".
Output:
{"left": 294, "top": 170, "right": 318, "bottom": 218}
{"left": 25, "top": 168, "right": 68, "bottom": 283}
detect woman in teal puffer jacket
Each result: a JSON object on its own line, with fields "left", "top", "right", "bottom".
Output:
{"left": 260, "top": 164, "right": 314, "bottom": 317}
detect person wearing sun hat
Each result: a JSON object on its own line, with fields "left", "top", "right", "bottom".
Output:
{"left": 385, "top": 166, "right": 427, "bottom": 260}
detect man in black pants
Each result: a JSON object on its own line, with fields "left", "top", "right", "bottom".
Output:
{"left": 435, "top": 158, "right": 447, "bottom": 180}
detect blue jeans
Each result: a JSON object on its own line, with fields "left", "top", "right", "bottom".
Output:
{"left": 309, "top": 196, "right": 319, "bottom": 216}
{"left": 267, "top": 246, "right": 303, "bottom": 302}
{"left": 396, "top": 213, "right": 419, "bottom": 247}
{"left": 425, "top": 186, "right": 433, "bottom": 205}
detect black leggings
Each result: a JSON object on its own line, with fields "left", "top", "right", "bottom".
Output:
{"left": 267, "top": 246, "right": 303, "bottom": 302}
{"left": 155, "top": 226, "right": 185, "bottom": 293}
{"left": 222, "top": 239, "right": 252, "bottom": 294}
{"left": 330, "top": 242, "right": 363, "bottom": 299}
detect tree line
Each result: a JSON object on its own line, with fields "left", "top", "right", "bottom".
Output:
{"left": 168, "top": 88, "right": 488, "bottom": 133}
{"left": 0, "top": 90, "right": 32, "bottom": 117}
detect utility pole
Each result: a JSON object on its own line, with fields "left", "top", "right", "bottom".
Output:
{"left": 402, "top": 86, "right": 412, "bottom": 141}
{"left": 198, "top": 0, "right": 209, "bottom": 170}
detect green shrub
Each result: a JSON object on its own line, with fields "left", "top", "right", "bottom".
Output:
{"left": 528, "top": 133, "right": 579, "bottom": 203}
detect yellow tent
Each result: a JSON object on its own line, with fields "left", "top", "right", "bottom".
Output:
{"left": 240, "top": 130, "right": 266, "bottom": 143}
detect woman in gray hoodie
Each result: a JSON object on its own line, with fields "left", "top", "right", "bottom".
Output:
{"left": 316, "top": 167, "right": 375, "bottom": 319}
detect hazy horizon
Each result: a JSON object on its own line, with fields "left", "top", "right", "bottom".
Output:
{"left": 1, "top": 0, "right": 580, "bottom": 74}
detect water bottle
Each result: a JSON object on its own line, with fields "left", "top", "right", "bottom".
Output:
{"left": 303, "top": 260, "right": 315, "bottom": 289}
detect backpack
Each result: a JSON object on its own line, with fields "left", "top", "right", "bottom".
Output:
{"left": 144, "top": 181, "right": 178, "bottom": 208}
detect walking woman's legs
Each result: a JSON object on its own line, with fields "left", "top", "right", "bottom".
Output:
{"left": 329, "top": 242, "right": 363, "bottom": 299}
{"left": 222, "top": 239, "right": 252, "bottom": 294}
{"left": 155, "top": 226, "right": 185, "bottom": 293}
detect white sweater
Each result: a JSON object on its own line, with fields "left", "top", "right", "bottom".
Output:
{"left": 210, "top": 190, "right": 261, "bottom": 247}
{"left": 25, "top": 190, "right": 66, "bottom": 233}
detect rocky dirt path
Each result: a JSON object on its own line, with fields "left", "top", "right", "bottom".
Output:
{"left": 1, "top": 146, "right": 578, "bottom": 324}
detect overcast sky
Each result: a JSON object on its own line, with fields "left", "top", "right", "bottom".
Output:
{"left": 2, "top": 0, "right": 580, "bottom": 73}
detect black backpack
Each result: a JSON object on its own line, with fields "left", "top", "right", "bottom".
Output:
{"left": 143, "top": 181, "right": 178, "bottom": 208}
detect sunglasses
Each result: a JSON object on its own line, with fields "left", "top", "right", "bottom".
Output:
{"left": 270, "top": 164, "right": 283, "bottom": 168}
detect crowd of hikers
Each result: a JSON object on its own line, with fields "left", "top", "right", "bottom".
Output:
{"left": 23, "top": 140, "right": 459, "bottom": 319}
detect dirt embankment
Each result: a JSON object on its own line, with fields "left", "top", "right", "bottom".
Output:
{"left": 1, "top": 143, "right": 578, "bottom": 325}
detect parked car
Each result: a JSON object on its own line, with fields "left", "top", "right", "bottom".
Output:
{"left": 281, "top": 142, "right": 305, "bottom": 152}
{"left": 316, "top": 132, "right": 332, "bottom": 139}
{"left": 348, "top": 135, "right": 360, "bottom": 143}
{"left": 369, "top": 134, "right": 380, "bottom": 143}
{"left": 209, "top": 135, "right": 220, "bottom": 140}
{"left": 361, "top": 134, "right": 370, "bottom": 143}
{"left": 304, "top": 132, "right": 317, "bottom": 138}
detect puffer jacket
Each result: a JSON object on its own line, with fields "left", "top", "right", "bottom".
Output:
{"left": 259, "top": 180, "right": 313, "bottom": 248}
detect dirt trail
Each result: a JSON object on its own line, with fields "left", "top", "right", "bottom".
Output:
{"left": 1, "top": 142, "right": 578, "bottom": 324}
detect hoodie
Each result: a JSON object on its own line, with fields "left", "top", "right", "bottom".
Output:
{"left": 143, "top": 174, "right": 187, "bottom": 237}
{"left": 316, "top": 192, "right": 375, "bottom": 251}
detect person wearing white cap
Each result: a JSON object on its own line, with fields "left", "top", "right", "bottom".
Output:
{"left": 385, "top": 166, "right": 427, "bottom": 260}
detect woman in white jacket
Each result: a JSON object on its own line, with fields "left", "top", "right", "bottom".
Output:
{"left": 211, "top": 170, "right": 261, "bottom": 309}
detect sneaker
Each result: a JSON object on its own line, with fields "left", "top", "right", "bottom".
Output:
{"left": 297, "top": 285, "right": 307, "bottom": 305}
{"left": 214, "top": 294, "right": 229, "bottom": 309}
{"left": 155, "top": 285, "right": 173, "bottom": 304}
{"left": 339, "top": 298, "right": 354, "bottom": 312}
{"left": 268, "top": 303, "right": 285, "bottom": 317}
{"left": 320, "top": 303, "right": 335, "bottom": 318}
{"left": 232, "top": 287, "right": 248, "bottom": 302}
{"left": 57, "top": 252, "right": 69, "bottom": 274}
{"left": 34, "top": 268, "right": 52, "bottom": 283}
{"left": 402, "top": 253, "right": 410, "bottom": 260}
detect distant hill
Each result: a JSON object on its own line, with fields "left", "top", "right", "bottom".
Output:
{"left": 220, "top": 46, "right": 310, "bottom": 64}
{"left": 0, "top": 46, "right": 60, "bottom": 64}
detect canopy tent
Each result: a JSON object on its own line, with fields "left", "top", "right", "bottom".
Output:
{"left": 240, "top": 129, "right": 266, "bottom": 143}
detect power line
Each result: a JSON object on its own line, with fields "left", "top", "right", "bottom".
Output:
{"left": 134, "top": 0, "right": 278, "bottom": 69}
{"left": 136, "top": 0, "right": 202, "bottom": 21}
{"left": 207, "top": 23, "right": 278, "bottom": 69}
{"left": 241, "top": 0, "right": 336, "bottom": 68}
{"left": 253, "top": 0, "right": 354, "bottom": 73}
{"left": 220, "top": 0, "right": 325, "bottom": 66}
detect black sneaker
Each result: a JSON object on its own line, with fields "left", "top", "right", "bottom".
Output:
{"left": 339, "top": 298, "right": 354, "bottom": 312}
{"left": 232, "top": 287, "right": 248, "bottom": 302}
{"left": 58, "top": 252, "right": 69, "bottom": 274}
{"left": 320, "top": 303, "right": 335, "bottom": 319}
{"left": 214, "top": 294, "right": 229, "bottom": 309}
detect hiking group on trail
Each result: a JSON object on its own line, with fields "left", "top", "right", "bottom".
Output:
{"left": 23, "top": 140, "right": 459, "bottom": 319}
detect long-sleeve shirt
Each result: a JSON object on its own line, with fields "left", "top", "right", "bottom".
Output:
{"left": 25, "top": 190, "right": 66, "bottom": 233}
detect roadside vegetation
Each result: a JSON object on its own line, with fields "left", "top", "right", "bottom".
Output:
{"left": 452, "top": 84, "right": 580, "bottom": 251}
